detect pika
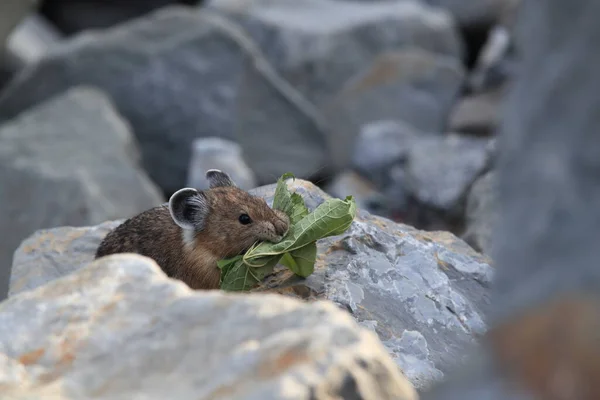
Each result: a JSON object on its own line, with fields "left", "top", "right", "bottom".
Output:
{"left": 95, "top": 169, "right": 290, "bottom": 290}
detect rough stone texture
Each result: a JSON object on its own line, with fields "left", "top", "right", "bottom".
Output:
{"left": 448, "top": 84, "right": 508, "bottom": 136}
{"left": 462, "top": 172, "right": 497, "bottom": 255}
{"left": 186, "top": 137, "right": 257, "bottom": 191}
{"left": 0, "top": 253, "right": 418, "bottom": 399}
{"left": 0, "top": 6, "right": 254, "bottom": 195}
{"left": 10, "top": 179, "right": 493, "bottom": 390}
{"left": 324, "top": 48, "right": 465, "bottom": 172}
{"left": 0, "top": 86, "right": 164, "bottom": 301}
{"left": 209, "top": 0, "right": 464, "bottom": 183}
{"left": 405, "top": 133, "right": 491, "bottom": 218}
{"left": 8, "top": 220, "right": 122, "bottom": 298}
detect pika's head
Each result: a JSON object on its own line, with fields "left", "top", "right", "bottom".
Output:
{"left": 168, "top": 169, "right": 290, "bottom": 257}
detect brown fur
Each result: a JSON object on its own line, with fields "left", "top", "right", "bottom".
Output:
{"left": 95, "top": 185, "right": 290, "bottom": 290}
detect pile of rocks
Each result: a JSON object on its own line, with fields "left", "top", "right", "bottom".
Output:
{"left": 0, "top": 1, "right": 519, "bottom": 271}
{"left": 0, "top": 1, "right": 520, "bottom": 398}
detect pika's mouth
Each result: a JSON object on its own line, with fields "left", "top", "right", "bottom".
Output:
{"left": 268, "top": 234, "right": 285, "bottom": 244}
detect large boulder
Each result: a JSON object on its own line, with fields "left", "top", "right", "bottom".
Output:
{"left": 10, "top": 178, "right": 493, "bottom": 390}
{"left": 0, "top": 86, "right": 164, "bottom": 300}
{"left": 325, "top": 49, "right": 465, "bottom": 171}
{"left": 0, "top": 6, "right": 252, "bottom": 195}
{"left": 207, "top": 0, "right": 464, "bottom": 183}
{"left": 0, "top": 253, "right": 418, "bottom": 399}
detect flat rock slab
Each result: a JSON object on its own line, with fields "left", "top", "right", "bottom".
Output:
{"left": 0, "top": 253, "right": 418, "bottom": 399}
{"left": 9, "top": 179, "right": 493, "bottom": 390}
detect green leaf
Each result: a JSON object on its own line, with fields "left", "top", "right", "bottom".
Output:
{"left": 280, "top": 242, "right": 317, "bottom": 277}
{"left": 244, "top": 195, "right": 357, "bottom": 264}
{"left": 218, "top": 254, "right": 280, "bottom": 291}
{"left": 217, "top": 173, "right": 357, "bottom": 292}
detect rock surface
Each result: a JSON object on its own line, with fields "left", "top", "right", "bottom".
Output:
{"left": 448, "top": 85, "right": 508, "bottom": 136}
{"left": 323, "top": 170, "right": 388, "bottom": 217}
{"left": 211, "top": 0, "right": 464, "bottom": 182}
{"left": 0, "top": 0, "right": 37, "bottom": 51}
{"left": 0, "top": 6, "right": 253, "bottom": 195}
{"left": 404, "top": 133, "right": 491, "bottom": 222}
{"left": 186, "top": 137, "right": 257, "bottom": 191}
{"left": 0, "top": 253, "right": 418, "bottom": 399}
{"left": 462, "top": 171, "right": 497, "bottom": 255}
{"left": 425, "top": 0, "right": 517, "bottom": 28}
{"left": 325, "top": 49, "right": 465, "bottom": 171}
{"left": 10, "top": 179, "right": 494, "bottom": 390}
{"left": 0, "top": 86, "right": 164, "bottom": 300}
{"left": 351, "top": 119, "right": 420, "bottom": 190}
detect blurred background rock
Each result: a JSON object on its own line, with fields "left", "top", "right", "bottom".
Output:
{"left": 0, "top": 0, "right": 519, "bottom": 298}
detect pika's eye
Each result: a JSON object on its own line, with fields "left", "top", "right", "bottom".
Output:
{"left": 238, "top": 214, "right": 252, "bottom": 225}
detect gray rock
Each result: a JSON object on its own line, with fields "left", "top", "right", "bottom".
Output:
{"left": 462, "top": 171, "right": 497, "bottom": 255}
{"left": 0, "top": 6, "right": 257, "bottom": 195}
{"left": 448, "top": 84, "right": 509, "bottom": 136}
{"left": 351, "top": 119, "right": 420, "bottom": 189}
{"left": 323, "top": 170, "right": 389, "bottom": 217}
{"left": 8, "top": 220, "right": 122, "bottom": 298}
{"left": 187, "top": 137, "right": 257, "bottom": 191}
{"left": 208, "top": 0, "right": 464, "bottom": 182}
{"left": 427, "top": 0, "right": 600, "bottom": 397}
{"left": 0, "top": 86, "right": 164, "bottom": 300}
{"left": 405, "top": 133, "right": 491, "bottom": 217}
{"left": 0, "top": 253, "right": 418, "bottom": 400}
{"left": 10, "top": 179, "right": 493, "bottom": 390}
{"left": 324, "top": 49, "right": 465, "bottom": 171}
{"left": 4, "top": 13, "right": 62, "bottom": 72}
{"left": 424, "top": 0, "right": 517, "bottom": 29}
{"left": 0, "top": 0, "right": 37, "bottom": 51}
{"left": 467, "top": 25, "right": 518, "bottom": 92}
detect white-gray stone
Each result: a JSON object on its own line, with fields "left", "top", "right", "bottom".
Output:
{"left": 0, "top": 253, "right": 418, "bottom": 399}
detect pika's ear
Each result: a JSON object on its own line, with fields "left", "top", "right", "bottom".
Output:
{"left": 168, "top": 188, "right": 209, "bottom": 231}
{"left": 206, "top": 169, "right": 236, "bottom": 188}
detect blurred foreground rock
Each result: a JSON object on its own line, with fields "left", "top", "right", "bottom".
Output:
{"left": 0, "top": 253, "right": 418, "bottom": 400}
{"left": 10, "top": 179, "right": 493, "bottom": 390}
{"left": 0, "top": 86, "right": 164, "bottom": 300}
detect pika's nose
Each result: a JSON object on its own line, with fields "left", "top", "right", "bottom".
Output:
{"left": 273, "top": 210, "right": 290, "bottom": 236}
